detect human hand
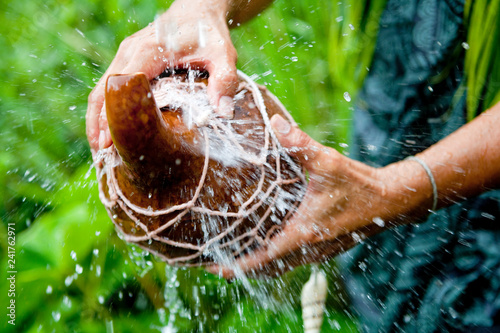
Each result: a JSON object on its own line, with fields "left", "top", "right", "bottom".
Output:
{"left": 86, "top": 0, "right": 238, "bottom": 154}
{"left": 208, "top": 114, "right": 434, "bottom": 279}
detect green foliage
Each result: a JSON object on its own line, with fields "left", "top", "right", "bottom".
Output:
{"left": 0, "top": 0, "right": 381, "bottom": 331}
{"left": 464, "top": 0, "right": 500, "bottom": 120}
{"left": 233, "top": 0, "right": 385, "bottom": 148}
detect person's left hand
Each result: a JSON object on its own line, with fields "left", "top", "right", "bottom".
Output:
{"left": 207, "top": 114, "right": 433, "bottom": 279}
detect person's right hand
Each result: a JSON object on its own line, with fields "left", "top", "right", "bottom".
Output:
{"left": 86, "top": 0, "right": 239, "bottom": 154}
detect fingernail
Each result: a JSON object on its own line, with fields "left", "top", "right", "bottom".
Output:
{"left": 98, "top": 130, "right": 105, "bottom": 150}
{"left": 271, "top": 114, "right": 290, "bottom": 134}
{"left": 217, "top": 96, "right": 234, "bottom": 119}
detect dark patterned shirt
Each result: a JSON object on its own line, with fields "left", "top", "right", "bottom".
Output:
{"left": 340, "top": 0, "right": 500, "bottom": 331}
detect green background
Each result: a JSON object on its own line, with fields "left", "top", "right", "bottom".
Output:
{"left": 0, "top": 0, "right": 384, "bottom": 331}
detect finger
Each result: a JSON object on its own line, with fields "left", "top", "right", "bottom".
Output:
{"left": 86, "top": 85, "right": 105, "bottom": 152}
{"left": 170, "top": 54, "right": 239, "bottom": 118}
{"left": 260, "top": 232, "right": 356, "bottom": 276}
{"left": 233, "top": 227, "right": 372, "bottom": 279}
{"left": 270, "top": 114, "right": 339, "bottom": 171}
{"left": 87, "top": 51, "right": 130, "bottom": 152}
{"left": 121, "top": 53, "right": 168, "bottom": 81}
{"left": 205, "top": 51, "right": 238, "bottom": 117}
{"left": 98, "top": 104, "right": 113, "bottom": 150}
{"left": 210, "top": 218, "right": 314, "bottom": 279}
{"left": 95, "top": 49, "right": 167, "bottom": 151}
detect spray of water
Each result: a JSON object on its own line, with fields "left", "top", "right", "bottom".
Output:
{"left": 95, "top": 68, "right": 315, "bottom": 331}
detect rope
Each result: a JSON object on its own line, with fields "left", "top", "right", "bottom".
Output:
{"left": 95, "top": 71, "right": 306, "bottom": 265}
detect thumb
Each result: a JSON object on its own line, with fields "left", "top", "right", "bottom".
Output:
{"left": 271, "top": 114, "right": 325, "bottom": 169}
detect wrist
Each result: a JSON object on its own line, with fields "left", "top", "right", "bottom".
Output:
{"left": 376, "top": 158, "right": 437, "bottom": 224}
{"left": 168, "top": 0, "right": 230, "bottom": 24}
{"left": 405, "top": 156, "right": 438, "bottom": 211}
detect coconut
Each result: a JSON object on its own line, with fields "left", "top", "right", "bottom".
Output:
{"left": 95, "top": 69, "right": 305, "bottom": 266}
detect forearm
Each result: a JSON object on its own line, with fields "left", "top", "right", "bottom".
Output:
{"left": 417, "top": 102, "right": 500, "bottom": 207}
{"left": 169, "top": 0, "right": 273, "bottom": 26}
{"left": 227, "top": 0, "right": 274, "bottom": 26}
{"left": 384, "top": 101, "right": 500, "bottom": 218}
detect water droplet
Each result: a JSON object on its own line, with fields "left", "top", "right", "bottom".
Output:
{"left": 481, "top": 212, "right": 495, "bottom": 220}
{"left": 448, "top": 307, "right": 458, "bottom": 319}
{"left": 343, "top": 91, "right": 351, "bottom": 102}
{"left": 461, "top": 42, "right": 469, "bottom": 50}
{"left": 75, "top": 264, "right": 83, "bottom": 274}
{"left": 52, "top": 311, "right": 61, "bottom": 322}
{"left": 69, "top": 105, "right": 76, "bottom": 111}
{"left": 46, "top": 285, "right": 53, "bottom": 294}
{"left": 64, "top": 275, "right": 73, "bottom": 287}
{"left": 75, "top": 28, "right": 85, "bottom": 38}
{"left": 351, "top": 232, "right": 362, "bottom": 243}
{"left": 358, "top": 261, "right": 367, "bottom": 271}
{"left": 262, "top": 70, "right": 272, "bottom": 77}
{"left": 372, "top": 217, "right": 385, "bottom": 227}
{"left": 63, "top": 295, "right": 72, "bottom": 308}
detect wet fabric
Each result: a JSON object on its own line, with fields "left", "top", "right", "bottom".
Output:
{"left": 339, "top": 0, "right": 500, "bottom": 332}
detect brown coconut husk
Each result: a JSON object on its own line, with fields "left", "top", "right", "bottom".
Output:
{"left": 95, "top": 69, "right": 305, "bottom": 266}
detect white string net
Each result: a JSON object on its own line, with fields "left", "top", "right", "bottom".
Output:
{"left": 95, "top": 70, "right": 306, "bottom": 266}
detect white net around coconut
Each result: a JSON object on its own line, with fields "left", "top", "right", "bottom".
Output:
{"left": 95, "top": 70, "right": 306, "bottom": 266}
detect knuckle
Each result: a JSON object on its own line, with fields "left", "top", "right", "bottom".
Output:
{"left": 292, "top": 130, "right": 313, "bottom": 148}
{"left": 88, "top": 86, "right": 103, "bottom": 104}
{"left": 224, "top": 43, "right": 238, "bottom": 61}
{"left": 118, "top": 36, "right": 132, "bottom": 50}
{"left": 314, "top": 149, "right": 340, "bottom": 175}
{"left": 219, "top": 70, "right": 238, "bottom": 86}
